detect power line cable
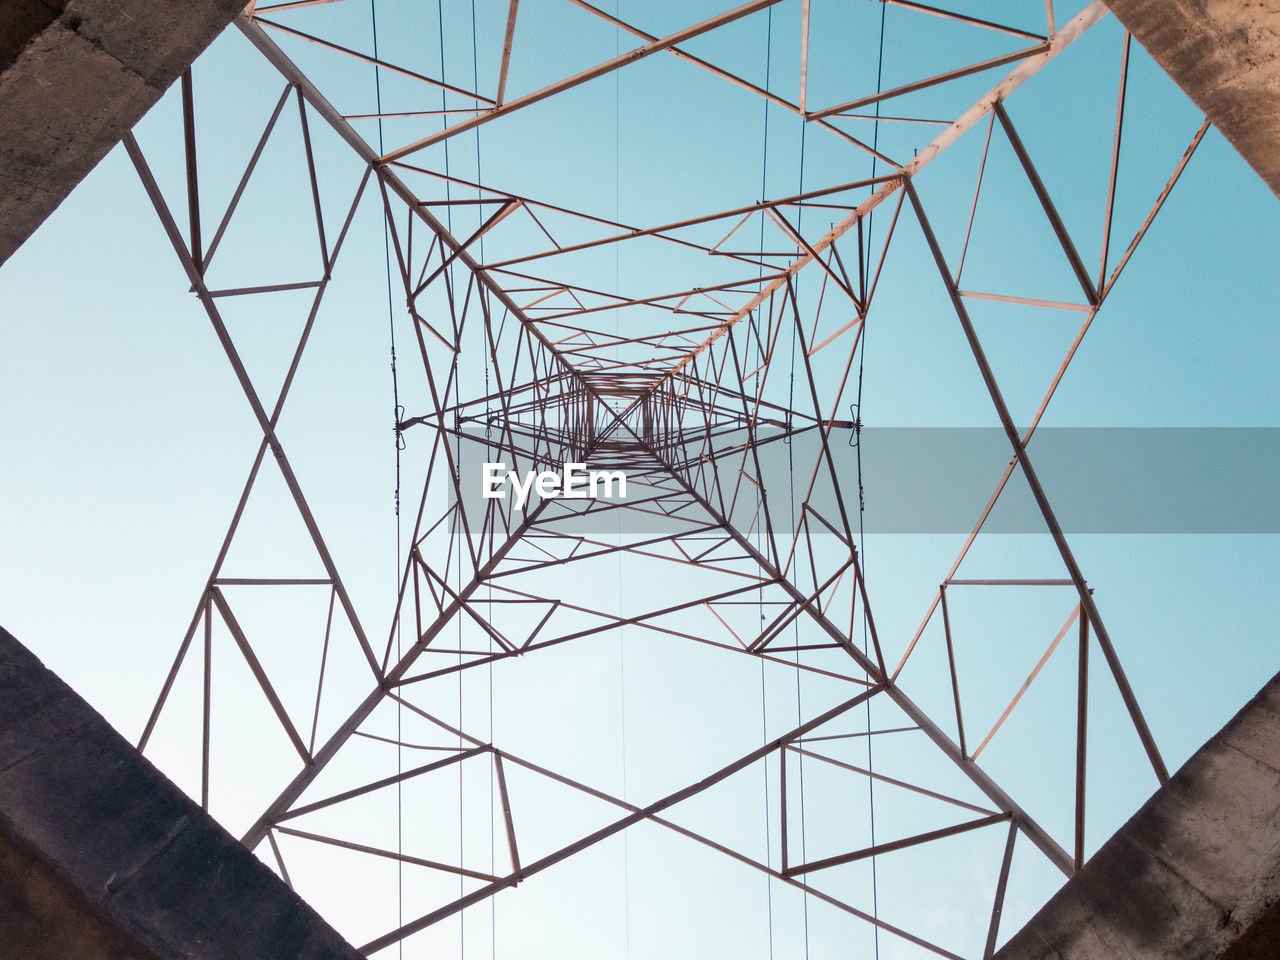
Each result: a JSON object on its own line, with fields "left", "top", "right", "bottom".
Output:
{"left": 755, "top": 9, "right": 776, "bottom": 959}
{"left": 613, "top": 8, "right": 633, "bottom": 957}
{"left": 787, "top": 117, "right": 811, "bottom": 960}
{"left": 856, "top": 7, "right": 889, "bottom": 958}
{"left": 369, "top": 4, "right": 405, "bottom": 956}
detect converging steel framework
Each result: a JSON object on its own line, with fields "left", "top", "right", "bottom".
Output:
{"left": 127, "top": 1, "right": 1210, "bottom": 956}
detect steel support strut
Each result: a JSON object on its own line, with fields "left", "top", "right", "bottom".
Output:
{"left": 636, "top": 422, "right": 1076, "bottom": 876}
{"left": 903, "top": 178, "right": 1168, "bottom": 785}
{"left": 128, "top": 5, "right": 1196, "bottom": 952}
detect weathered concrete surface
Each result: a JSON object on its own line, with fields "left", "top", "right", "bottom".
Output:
{"left": 0, "top": 0, "right": 245, "bottom": 266}
{"left": 0, "top": 824, "right": 162, "bottom": 960}
{"left": 995, "top": 670, "right": 1280, "bottom": 959}
{"left": 0, "top": 624, "right": 364, "bottom": 960}
{"left": 1105, "top": 0, "right": 1280, "bottom": 198}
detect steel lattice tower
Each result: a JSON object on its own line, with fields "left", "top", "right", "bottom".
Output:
{"left": 124, "top": 2, "right": 1210, "bottom": 955}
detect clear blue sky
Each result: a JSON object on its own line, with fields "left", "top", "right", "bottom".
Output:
{"left": 1, "top": 2, "right": 1278, "bottom": 957}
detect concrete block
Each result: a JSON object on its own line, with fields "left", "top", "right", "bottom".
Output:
{"left": 1105, "top": 0, "right": 1280, "bottom": 197}
{"left": 996, "top": 671, "right": 1280, "bottom": 959}
{"left": 63, "top": 0, "right": 246, "bottom": 90}
{"left": 0, "top": 0, "right": 244, "bottom": 264}
{"left": 0, "top": 0, "right": 65, "bottom": 72}
{"left": 0, "top": 624, "right": 364, "bottom": 960}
